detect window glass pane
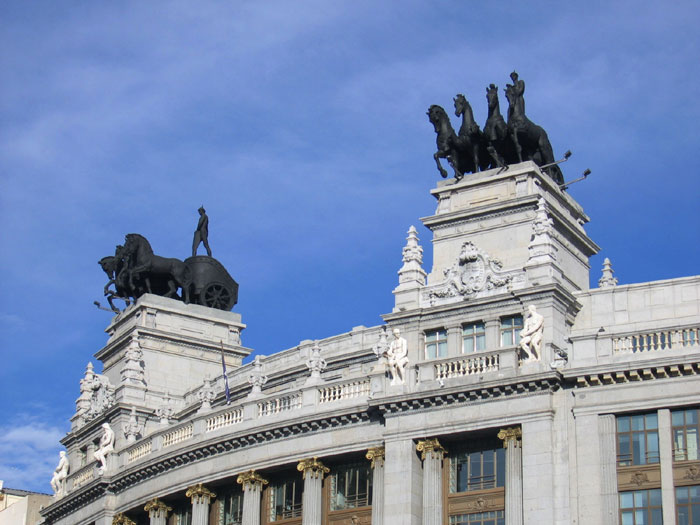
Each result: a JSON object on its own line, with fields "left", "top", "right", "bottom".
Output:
{"left": 646, "top": 413, "right": 658, "bottom": 430}
{"left": 632, "top": 433, "right": 644, "bottom": 464}
{"left": 673, "top": 411, "right": 685, "bottom": 426}
{"left": 678, "top": 487, "right": 690, "bottom": 505}
{"left": 688, "top": 409, "right": 699, "bottom": 425}
{"left": 476, "top": 333, "right": 485, "bottom": 350}
{"left": 650, "top": 508, "right": 662, "bottom": 524}
{"left": 631, "top": 415, "right": 645, "bottom": 431}
{"left": 649, "top": 488, "right": 661, "bottom": 507}
{"left": 618, "top": 417, "right": 630, "bottom": 433}
{"left": 620, "top": 492, "right": 634, "bottom": 508}
{"left": 647, "top": 432, "right": 659, "bottom": 463}
{"left": 688, "top": 428, "right": 699, "bottom": 460}
{"left": 634, "top": 490, "right": 646, "bottom": 507}
{"left": 438, "top": 341, "right": 447, "bottom": 357}
{"left": 501, "top": 331, "right": 510, "bottom": 347}
{"left": 620, "top": 511, "right": 633, "bottom": 525}
{"left": 464, "top": 338, "right": 475, "bottom": 353}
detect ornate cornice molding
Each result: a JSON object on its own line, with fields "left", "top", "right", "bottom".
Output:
{"left": 297, "top": 457, "right": 330, "bottom": 479}
{"left": 365, "top": 446, "right": 385, "bottom": 469}
{"left": 497, "top": 427, "right": 522, "bottom": 448}
{"left": 236, "top": 470, "right": 269, "bottom": 490}
{"left": 185, "top": 483, "right": 216, "bottom": 504}
{"left": 416, "top": 438, "right": 447, "bottom": 460}
{"left": 569, "top": 362, "right": 700, "bottom": 389}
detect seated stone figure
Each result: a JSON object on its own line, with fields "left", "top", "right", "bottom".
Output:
{"left": 94, "top": 422, "right": 115, "bottom": 474}
{"left": 387, "top": 328, "right": 409, "bottom": 385}
{"left": 50, "top": 451, "right": 69, "bottom": 497}
{"left": 519, "top": 305, "right": 544, "bottom": 360}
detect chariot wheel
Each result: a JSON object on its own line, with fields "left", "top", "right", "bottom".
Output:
{"left": 200, "top": 281, "right": 232, "bottom": 310}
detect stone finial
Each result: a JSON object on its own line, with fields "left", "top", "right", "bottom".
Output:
{"left": 527, "top": 196, "right": 557, "bottom": 264}
{"left": 366, "top": 446, "right": 385, "bottom": 469}
{"left": 186, "top": 483, "right": 216, "bottom": 504}
{"left": 305, "top": 341, "right": 327, "bottom": 380}
{"left": 397, "top": 226, "right": 427, "bottom": 287}
{"left": 497, "top": 427, "right": 522, "bottom": 448}
{"left": 416, "top": 438, "right": 447, "bottom": 460}
{"left": 598, "top": 257, "right": 618, "bottom": 287}
{"left": 297, "top": 457, "right": 330, "bottom": 479}
{"left": 236, "top": 470, "right": 269, "bottom": 491}
{"left": 156, "top": 393, "right": 174, "bottom": 425}
{"left": 120, "top": 337, "right": 145, "bottom": 385}
{"left": 248, "top": 355, "right": 268, "bottom": 397}
{"left": 112, "top": 513, "right": 136, "bottom": 525}
{"left": 144, "top": 498, "right": 172, "bottom": 519}
{"left": 198, "top": 377, "right": 216, "bottom": 412}
{"left": 123, "top": 406, "right": 143, "bottom": 443}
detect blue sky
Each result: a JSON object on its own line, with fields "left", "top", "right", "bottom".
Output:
{"left": 1, "top": 1, "right": 699, "bottom": 492}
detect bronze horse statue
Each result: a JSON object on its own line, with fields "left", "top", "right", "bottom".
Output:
{"left": 124, "top": 233, "right": 191, "bottom": 302}
{"left": 428, "top": 104, "right": 482, "bottom": 181}
{"left": 453, "top": 94, "right": 490, "bottom": 173}
{"left": 98, "top": 247, "right": 132, "bottom": 311}
{"left": 483, "top": 84, "right": 514, "bottom": 170}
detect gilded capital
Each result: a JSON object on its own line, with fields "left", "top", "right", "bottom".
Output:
{"left": 416, "top": 438, "right": 447, "bottom": 460}
{"left": 366, "top": 446, "right": 385, "bottom": 469}
{"left": 112, "top": 514, "right": 136, "bottom": 525}
{"left": 297, "top": 457, "right": 330, "bottom": 479}
{"left": 497, "top": 427, "right": 522, "bottom": 448}
{"left": 237, "top": 470, "right": 269, "bottom": 490}
{"left": 144, "top": 498, "right": 172, "bottom": 518}
{"left": 185, "top": 483, "right": 216, "bottom": 504}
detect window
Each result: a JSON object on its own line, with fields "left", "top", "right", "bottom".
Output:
{"left": 619, "top": 489, "right": 662, "bottom": 524}
{"left": 463, "top": 322, "right": 486, "bottom": 353}
{"left": 78, "top": 446, "right": 87, "bottom": 467}
{"left": 673, "top": 408, "right": 700, "bottom": 461}
{"left": 168, "top": 503, "right": 192, "bottom": 525}
{"left": 329, "top": 462, "right": 373, "bottom": 511}
{"left": 218, "top": 487, "right": 243, "bottom": 525}
{"left": 617, "top": 413, "right": 660, "bottom": 466}
{"left": 500, "top": 316, "right": 523, "bottom": 347}
{"left": 268, "top": 477, "right": 302, "bottom": 521}
{"left": 449, "top": 511, "right": 505, "bottom": 525}
{"left": 449, "top": 441, "right": 505, "bottom": 493}
{"left": 425, "top": 329, "right": 448, "bottom": 359}
{"left": 676, "top": 485, "right": 700, "bottom": 525}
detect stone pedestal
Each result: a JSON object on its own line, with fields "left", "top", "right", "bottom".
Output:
{"left": 366, "top": 447, "right": 385, "bottom": 525}
{"left": 186, "top": 484, "right": 216, "bottom": 525}
{"left": 498, "top": 428, "right": 523, "bottom": 525}
{"left": 145, "top": 498, "right": 172, "bottom": 525}
{"left": 237, "top": 470, "right": 268, "bottom": 525}
{"left": 416, "top": 438, "right": 445, "bottom": 525}
{"left": 297, "top": 457, "right": 329, "bottom": 525}
{"left": 598, "top": 415, "right": 619, "bottom": 524}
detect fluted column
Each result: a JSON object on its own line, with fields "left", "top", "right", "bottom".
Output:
{"left": 297, "top": 457, "right": 329, "bottom": 525}
{"left": 145, "top": 498, "right": 172, "bottom": 525}
{"left": 366, "top": 447, "right": 385, "bottom": 525}
{"left": 598, "top": 414, "right": 619, "bottom": 524}
{"left": 498, "top": 427, "right": 523, "bottom": 525}
{"left": 237, "top": 470, "right": 268, "bottom": 525}
{"left": 416, "top": 438, "right": 446, "bottom": 525}
{"left": 186, "top": 483, "right": 216, "bottom": 525}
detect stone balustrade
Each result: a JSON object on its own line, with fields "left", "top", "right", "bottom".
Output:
{"left": 613, "top": 326, "right": 699, "bottom": 353}
{"left": 70, "top": 464, "right": 95, "bottom": 490}
{"left": 127, "top": 439, "right": 152, "bottom": 464}
{"left": 319, "top": 379, "right": 371, "bottom": 403}
{"left": 161, "top": 423, "right": 193, "bottom": 448}
{"left": 206, "top": 408, "right": 242, "bottom": 432}
{"left": 257, "top": 393, "right": 302, "bottom": 417}
{"left": 434, "top": 350, "right": 501, "bottom": 380}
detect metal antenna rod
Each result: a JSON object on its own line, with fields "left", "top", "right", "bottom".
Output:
{"left": 93, "top": 301, "right": 117, "bottom": 313}
{"left": 560, "top": 169, "right": 592, "bottom": 191}
{"left": 540, "top": 150, "right": 572, "bottom": 170}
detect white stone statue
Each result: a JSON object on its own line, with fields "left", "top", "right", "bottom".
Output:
{"left": 50, "top": 451, "right": 69, "bottom": 498}
{"left": 386, "top": 328, "right": 409, "bottom": 385}
{"left": 94, "top": 423, "right": 115, "bottom": 474}
{"left": 519, "top": 305, "right": 544, "bottom": 361}
{"left": 305, "top": 341, "right": 327, "bottom": 380}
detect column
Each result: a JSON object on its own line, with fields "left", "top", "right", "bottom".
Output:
{"left": 598, "top": 414, "right": 619, "bottom": 524}
{"left": 658, "top": 409, "right": 676, "bottom": 524}
{"left": 498, "top": 427, "right": 523, "bottom": 525}
{"left": 144, "top": 498, "right": 172, "bottom": 525}
{"left": 366, "top": 447, "right": 385, "bottom": 525}
{"left": 237, "top": 470, "right": 268, "bottom": 525}
{"left": 416, "top": 438, "right": 446, "bottom": 525}
{"left": 447, "top": 327, "right": 462, "bottom": 356}
{"left": 186, "top": 483, "right": 216, "bottom": 525}
{"left": 297, "top": 457, "right": 329, "bottom": 525}
{"left": 485, "top": 319, "right": 501, "bottom": 350}
{"left": 384, "top": 438, "right": 423, "bottom": 525}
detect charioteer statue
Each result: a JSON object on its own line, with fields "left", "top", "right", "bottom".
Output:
{"left": 98, "top": 208, "right": 238, "bottom": 312}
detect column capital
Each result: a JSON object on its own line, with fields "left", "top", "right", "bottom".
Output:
{"left": 186, "top": 483, "right": 216, "bottom": 504}
{"left": 237, "top": 469, "right": 269, "bottom": 491}
{"left": 112, "top": 514, "right": 136, "bottom": 525}
{"left": 416, "top": 438, "right": 447, "bottom": 460}
{"left": 144, "top": 498, "right": 172, "bottom": 518}
{"left": 297, "top": 457, "right": 330, "bottom": 479}
{"left": 366, "top": 446, "right": 386, "bottom": 468}
{"left": 497, "top": 427, "right": 522, "bottom": 448}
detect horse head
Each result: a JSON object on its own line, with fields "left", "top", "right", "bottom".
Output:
{"left": 453, "top": 94, "right": 467, "bottom": 118}
{"left": 486, "top": 84, "right": 500, "bottom": 111}
{"left": 98, "top": 256, "right": 116, "bottom": 277}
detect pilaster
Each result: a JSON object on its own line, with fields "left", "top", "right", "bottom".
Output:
{"left": 186, "top": 483, "right": 216, "bottom": 525}
{"left": 498, "top": 427, "right": 523, "bottom": 525}
{"left": 297, "top": 457, "right": 329, "bottom": 525}
{"left": 598, "top": 414, "right": 619, "bottom": 524}
{"left": 366, "top": 447, "right": 385, "bottom": 525}
{"left": 658, "top": 409, "right": 675, "bottom": 524}
{"left": 384, "top": 438, "right": 422, "bottom": 525}
{"left": 237, "top": 470, "right": 268, "bottom": 525}
{"left": 416, "top": 438, "right": 446, "bottom": 525}
{"left": 144, "top": 498, "right": 172, "bottom": 525}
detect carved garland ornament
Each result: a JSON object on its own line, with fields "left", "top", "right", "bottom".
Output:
{"left": 416, "top": 438, "right": 447, "bottom": 460}
{"left": 237, "top": 470, "right": 269, "bottom": 490}
{"left": 631, "top": 471, "right": 649, "bottom": 486}
{"left": 297, "top": 457, "right": 330, "bottom": 479}
{"left": 144, "top": 498, "right": 172, "bottom": 517}
{"left": 185, "top": 483, "right": 216, "bottom": 504}
{"left": 366, "top": 446, "right": 385, "bottom": 468}
{"left": 497, "top": 427, "right": 522, "bottom": 448}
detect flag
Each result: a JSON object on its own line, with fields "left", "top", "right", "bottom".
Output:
{"left": 220, "top": 340, "right": 231, "bottom": 404}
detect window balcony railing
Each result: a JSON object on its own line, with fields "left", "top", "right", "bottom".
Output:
{"left": 434, "top": 349, "right": 501, "bottom": 381}
{"left": 613, "top": 327, "right": 699, "bottom": 353}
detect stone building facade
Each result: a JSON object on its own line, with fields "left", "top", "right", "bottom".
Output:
{"left": 41, "top": 162, "right": 700, "bottom": 525}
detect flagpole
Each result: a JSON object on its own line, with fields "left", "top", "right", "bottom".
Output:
{"left": 220, "top": 340, "right": 231, "bottom": 405}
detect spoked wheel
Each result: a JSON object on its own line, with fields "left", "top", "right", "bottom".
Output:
{"left": 200, "top": 282, "right": 232, "bottom": 310}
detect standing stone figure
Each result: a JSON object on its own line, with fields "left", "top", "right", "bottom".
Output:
{"left": 94, "top": 422, "right": 115, "bottom": 474}
{"left": 387, "top": 328, "right": 409, "bottom": 385}
{"left": 50, "top": 451, "right": 69, "bottom": 497}
{"left": 192, "top": 206, "right": 212, "bottom": 257}
{"left": 519, "top": 305, "right": 544, "bottom": 360}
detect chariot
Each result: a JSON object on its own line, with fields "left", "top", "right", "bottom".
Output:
{"left": 184, "top": 256, "right": 238, "bottom": 311}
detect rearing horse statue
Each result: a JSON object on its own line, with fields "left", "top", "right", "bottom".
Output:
{"left": 453, "top": 94, "right": 489, "bottom": 173}
{"left": 483, "top": 84, "right": 513, "bottom": 170}
{"left": 428, "top": 104, "right": 479, "bottom": 180}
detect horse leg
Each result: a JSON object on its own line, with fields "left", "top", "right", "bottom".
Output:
{"left": 472, "top": 142, "right": 480, "bottom": 172}
{"left": 447, "top": 154, "right": 463, "bottom": 181}
{"left": 487, "top": 144, "right": 506, "bottom": 171}
{"left": 434, "top": 152, "right": 449, "bottom": 178}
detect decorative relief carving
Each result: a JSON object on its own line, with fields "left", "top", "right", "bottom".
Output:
{"left": 297, "top": 457, "right": 330, "bottom": 479}
{"left": 685, "top": 465, "right": 700, "bottom": 481}
{"left": 527, "top": 196, "right": 557, "bottom": 264}
{"left": 197, "top": 377, "right": 216, "bottom": 412}
{"left": 416, "top": 438, "right": 447, "bottom": 460}
{"left": 305, "top": 341, "right": 327, "bottom": 380}
{"left": 156, "top": 393, "right": 175, "bottom": 424}
{"left": 366, "top": 446, "right": 385, "bottom": 469}
{"left": 423, "top": 241, "right": 524, "bottom": 306}
{"left": 236, "top": 470, "right": 269, "bottom": 491}
{"left": 630, "top": 471, "right": 649, "bottom": 486}
{"left": 75, "top": 362, "right": 116, "bottom": 427}
{"left": 120, "top": 337, "right": 145, "bottom": 386}
{"left": 248, "top": 355, "right": 268, "bottom": 397}
{"left": 123, "top": 406, "right": 143, "bottom": 443}
{"left": 465, "top": 496, "right": 492, "bottom": 512}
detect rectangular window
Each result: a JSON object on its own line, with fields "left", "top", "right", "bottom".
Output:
{"left": 269, "top": 477, "right": 303, "bottom": 521}
{"left": 463, "top": 322, "right": 486, "bottom": 353}
{"left": 673, "top": 408, "right": 700, "bottom": 461}
{"left": 449, "top": 510, "right": 505, "bottom": 525}
{"left": 449, "top": 442, "right": 506, "bottom": 493}
{"left": 619, "top": 489, "right": 662, "bottom": 525}
{"left": 78, "top": 446, "right": 87, "bottom": 467}
{"left": 329, "top": 462, "right": 373, "bottom": 511}
{"left": 500, "top": 316, "right": 523, "bottom": 347}
{"left": 219, "top": 488, "right": 243, "bottom": 525}
{"left": 676, "top": 485, "right": 700, "bottom": 525}
{"left": 425, "top": 329, "right": 448, "bottom": 359}
{"left": 617, "top": 413, "right": 660, "bottom": 466}
{"left": 168, "top": 505, "right": 192, "bottom": 525}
